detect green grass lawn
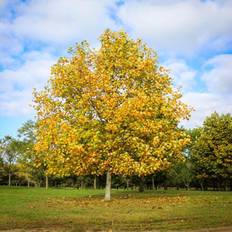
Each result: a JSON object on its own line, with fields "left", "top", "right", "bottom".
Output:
{"left": 0, "top": 187, "right": 232, "bottom": 231}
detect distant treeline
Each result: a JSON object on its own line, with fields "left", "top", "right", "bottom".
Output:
{"left": 0, "top": 112, "right": 232, "bottom": 191}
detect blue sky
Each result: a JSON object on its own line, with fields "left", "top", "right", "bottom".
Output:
{"left": 0, "top": 0, "right": 232, "bottom": 138}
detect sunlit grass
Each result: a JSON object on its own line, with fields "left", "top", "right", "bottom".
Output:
{"left": 0, "top": 187, "right": 232, "bottom": 231}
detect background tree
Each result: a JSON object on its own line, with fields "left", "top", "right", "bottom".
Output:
{"left": 17, "top": 120, "right": 46, "bottom": 187}
{"left": 34, "top": 30, "right": 190, "bottom": 200}
{"left": 191, "top": 112, "right": 232, "bottom": 190}
{"left": 16, "top": 120, "right": 34, "bottom": 186}
{"left": 167, "top": 159, "right": 193, "bottom": 190}
{"left": 0, "top": 151, "right": 4, "bottom": 183}
{"left": 0, "top": 136, "right": 19, "bottom": 186}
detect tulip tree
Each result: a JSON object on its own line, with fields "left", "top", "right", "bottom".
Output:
{"left": 34, "top": 30, "right": 190, "bottom": 200}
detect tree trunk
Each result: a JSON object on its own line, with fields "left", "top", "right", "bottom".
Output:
{"left": 139, "top": 176, "right": 145, "bottom": 192}
{"left": 27, "top": 179, "right": 30, "bottom": 188}
{"left": 104, "top": 171, "right": 111, "bottom": 201}
{"left": 200, "top": 182, "right": 204, "bottom": 191}
{"left": 80, "top": 180, "right": 85, "bottom": 189}
{"left": 8, "top": 173, "right": 11, "bottom": 187}
{"left": 126, "top": 178, "right": 129, "bottom": 190}
{"left": 93, "top": 175, "right": 97, "bottom": 189}
{"left": 45, "top": 175, "right": 49, "bottom": 189}
{"left": 152, "top": 176, "right": 155, "bottom": 190}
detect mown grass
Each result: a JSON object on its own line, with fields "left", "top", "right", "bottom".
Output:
{"left": 0, "top": 187, "right": 232, "bottom": 231}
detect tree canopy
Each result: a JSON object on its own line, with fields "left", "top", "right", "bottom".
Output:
{"left": 191, "top": 112, "right": 232, "bottom": 189}
{"left": 33, "top": 30, "right": 190, "bottom": 200}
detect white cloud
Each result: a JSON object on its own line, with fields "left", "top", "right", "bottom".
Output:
{"left": 117, "top": 0, "right": 232, "bottom": 55}
{"left": 181, "top": 92, "right": 232, "bottom": 128}
{"left": 181, "top": 54, "right": 232, "bottom": 128}
{"left": 0, "top": 90, "right": 32, "bottom": 115}
{"left": 165, "top": 59, "right": 196, "bottom": 91}
{"left": 0, "top": 0, "right": 6, "bottom": 9}
{"left": 0, "top": 51, "right": 56, "bottom": 116}
{"left": 202, "top": 54, "right": 232, "bottom": 94}
{"left": 0, "top": 21, "right": 22, "bottom": 67}
{"left": 12, "top": 0, "right": 117, "bottom": 45}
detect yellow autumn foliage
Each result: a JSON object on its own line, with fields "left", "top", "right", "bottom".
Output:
{"left": 33, "top": 30, "right": 191, "bottom": 177}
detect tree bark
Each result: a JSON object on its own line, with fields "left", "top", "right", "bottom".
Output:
{"left": 80, "top": 180, "right": 85, "bottom": 189}
{"left": 152, "top": 176, "right": 155, "bottom": 190}
{"left": 126, "top": 178, "right": 129, "bottom": 190}
{"left": 45, "top": 175, "right": 49, "bottom": 189}
{"left": 8, "top": 173, "right": 11, "bottom": 187}
{"left": 94, "top": 175, "right": 97, "bottom": 189}
{"left": 200, "top": 182, "right": 204, "bottom": 191}
{"left": 139, "top": 176, "right": 145, "bottom": 192}
{"left": 104, "top": 171, "right": 111, "bottom": 201}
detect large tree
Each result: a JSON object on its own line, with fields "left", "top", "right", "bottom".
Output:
{"left": 34, "top": 30, "right": 190, "bottom": 200}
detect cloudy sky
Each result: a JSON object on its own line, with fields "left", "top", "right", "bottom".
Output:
{"left": 0, "top": 0, "right": 232, "bottom": 138}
